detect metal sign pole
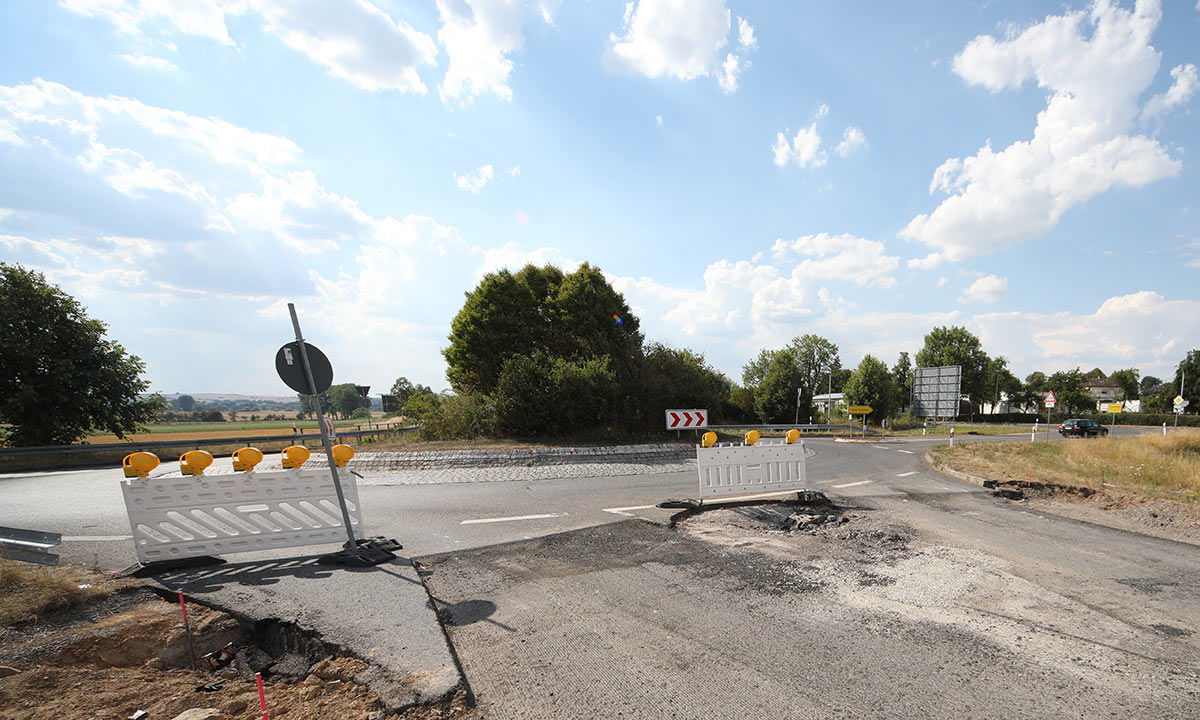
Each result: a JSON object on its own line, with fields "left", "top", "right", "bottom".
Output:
{"left": 288, "top": 303, "right": 356, "bottom": 547}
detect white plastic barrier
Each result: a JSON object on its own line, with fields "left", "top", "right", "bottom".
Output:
{"left": 121, "top": 467, "right": 362, "bottom": 564}
{"left": 696, "top": 440, "right": 806, "bottom": 500}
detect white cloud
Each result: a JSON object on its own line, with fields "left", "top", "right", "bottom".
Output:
{"left": 834, "top": 126, "right": 866, "bottom": 157}
{"left": 1141, "top": 63, "right": 1199, "bottom": 121}
{"left": 716, "top": 53, "right": 742, "bottom": 94}
{"left": 611, "top": 233, "right": 899, "bottom": 352}
{"left": 437, "top": 0, "right": 526, "bottom": 103}
{"left": 454, "top": 164, "right": 495, "bottom": 193}
{"left": 508, "top": 164, "right": 520, "bottom": 177}
{"left": 904, "top": 0, "right": 1182, "bottom": 267}
{"left": 254, "top": 0, "right": 439, "bottom": 93}
{"left": 770, "top": 233, "right": 899, "bottom": 288}
{"left": 65, "top": 1, "right": 439, "bottom": 94}
{"left": 0, "top": 77, "right": 526, "bottom": 392}
{"left": 537, "top": 0, "right": 562, "bottom": 25}
{"left": 974, "top": 291, "right": 1200, "bottom": 378}
{"left": 63, "top": 0, "right": 234, "bottom": 45}
{"left": 737, "top": 16, "right": 757, "bottom": 50}
{"left": 958, "top": 274, "right": 1008, "bottom": 303}
{"left": 477, "top": 241, "right": 578, "bottom": 276}
{"left": 773, "top": 123, "right": 826, "bottom": 168}
{"left": 937, "top": 276, "right": 948, "bottom": 287}
{"left": 609, "top": 0, "right": 750, "bottom": 92}
{"left": 656, "top": 114, "right": 663, "bottom": 127}
{"left": 118, "top": 53, "right": 177, "bottom": 70}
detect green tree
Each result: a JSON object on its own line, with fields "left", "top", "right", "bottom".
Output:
{"left": 1045, "top": 368, "right": 1093, "bottom": 415}
{"left": 829, "top": 368, "right": 852, "bottom": 392}
{"left": 741, "top": 348, "right": 779, "bottom": 387}
{"left": 640, "top": 344, "right": 732, "bottom": 427}
{"left": 984, "top": 357, "right": 1021, "bottom": 413}
{"left": 844, "top": 354, "right": 899, "bottom": 421}
{"left": 298, "top": 391, "right": 332, "bottom": 419}
{"left": 1172, "top": 349, "right": 1200, "bottom": 413}
{"left": 0, "top": 264, "right": 163, "bottom": 446}
{"left": 891, "top": 352, "right": 912, "bottom": 410}
{"left": 444, "top": 263, "right": 642, "bottom": 397}
{"left": 1140, "top": 375, "right": 1163, "bottom": 397}
{"left": 1108, "top": 368, "right": 1140, "bottom": 401}
{"left": 914, "top": 326, "right": 990, "bottom": 413}
{"left": 174, "top": 394, "right": 196, "bottom": 412}
{"left": 388, "top": 377, "right": 431, "bottom": 407}
{"left": 1085, "top": 368, "right": 1106, "bottom": 380}
{"left": 790, "top": 334, "right": 841, "bottom": 418}
{"left": 327, "top": 383, "right": 365, "bottom": 420}
{"left": 1008, "top": 371, "right": 1046, "bottom": 412}
{"left": 754, "top": 351, "right": 805, "bottom": 423}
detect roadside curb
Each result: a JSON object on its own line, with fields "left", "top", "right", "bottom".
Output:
{"left": 923, "top": 450, "right": 988, "bottom": 488}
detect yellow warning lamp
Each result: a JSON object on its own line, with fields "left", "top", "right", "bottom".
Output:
{"left": 331, "top": 444, "right": 355, "bottom": 467}
{"left": 122, "top": 451, "right": 160, "bottom": 478}
{"left": 785, "top": 429, "right": 801, "bottom": 444}
{"left": 701, "top": 432, "right": 717, "bottom": 448}
{"left": 744, "top": 429, "right": 760, "bottom": 446}
{"left": 232, "top": 447, "right": 264, "bottom": 472}
{"left": 281, "top": 445, "right": 311, "bottom": 469}
{"left": 179, "top": 450, "right": 214, "bottom": 476}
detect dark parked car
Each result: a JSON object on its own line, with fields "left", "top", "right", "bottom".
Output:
{"left": 1059, "top": 418, "right": 1109, "bottom": 438}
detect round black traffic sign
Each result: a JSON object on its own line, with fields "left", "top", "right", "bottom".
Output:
{"left": 276, "top": 341, "right": 333, "bottom": 395}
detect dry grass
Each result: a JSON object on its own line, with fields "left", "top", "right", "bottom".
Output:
{"left": 0, "top": 560, "right": 131, "bottom": 627}
{"left": 931, "top": 429, "right": 1200, "bottom": 500}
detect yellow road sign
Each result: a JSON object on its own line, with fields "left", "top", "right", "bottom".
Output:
{"left": 1107, "top": 403, "right": 1122, "bottom": 414}
{"left": 847, "top": 405, "right": 873, "bottom": 414}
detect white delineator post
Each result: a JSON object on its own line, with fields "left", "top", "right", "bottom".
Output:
{"left": 1032, "top": 420, "right": 1038, "bottom": 443}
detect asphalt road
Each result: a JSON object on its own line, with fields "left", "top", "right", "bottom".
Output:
{"left": 3, "top": 427, "right": 1192, "bottom": 718}
{"left": 0, "top": 427, "right": 1153, "bottom": 568}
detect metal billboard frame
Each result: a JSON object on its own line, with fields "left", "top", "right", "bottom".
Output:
{"left": 912, "top": 365, "right": 962, "bottom": 418}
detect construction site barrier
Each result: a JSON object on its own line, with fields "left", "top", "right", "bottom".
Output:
{"left": 121, "top": 465, "right": 362, "bottom": 564}
{"left": 696, "top": 439, "right": 807, "bottom": 499}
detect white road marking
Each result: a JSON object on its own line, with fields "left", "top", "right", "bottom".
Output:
{"left": 461, "top": 513, "right": 568, "bottom": 525}
{"left": 896, "top": 449, "right": 914, "bottom": 454}
{"left": 896, "top": 471, "right": 918, "bottom": 477}
{"left": 601, "top": 504, "right": 658, "bottom": 517}
{"left": 62, "top": 535, "right": 133, "bottom": 542}
{"left": 873, "top": 445, "right": 890, "bottom": 450}
{"left": 831, "top": 480, "right": 873, "bottom": 489}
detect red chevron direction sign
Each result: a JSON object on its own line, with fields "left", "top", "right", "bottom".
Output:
{"left": 666, "top": 409, "right": 708, "bottom": 429}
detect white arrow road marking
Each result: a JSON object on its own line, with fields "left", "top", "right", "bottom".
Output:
{"left": 896, "top": 471, "right": 918, "bottom": 477}
{"left": 461, "top": 513, "right": 568, "bottom": 525}
{"left": 896, "top": 449, "right": 914, "bottom": 454}
{"left": 873, "top": 445, "right": 890, "bottom": 450}
{"left": 601, "top": 504, "right": 658, "bottom": 517}
{"left": 831, "top": 480, "right": 873, "bottom": 488}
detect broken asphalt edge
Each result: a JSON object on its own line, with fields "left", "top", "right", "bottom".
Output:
{"left": 145, "top": 563, "right": 467, "bottom": 714}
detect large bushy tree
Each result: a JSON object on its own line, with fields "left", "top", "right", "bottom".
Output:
{"left": 0, "top": 263, "right": 163, "bottom": 446}
{"left": 844, "top": 354, "right": 899, "bottom": 422}
{"left": 915, "top": 326, "right": 990, "bottom": 412}
{"left": 444, "top": 263, "right": 642, "bottom": 398}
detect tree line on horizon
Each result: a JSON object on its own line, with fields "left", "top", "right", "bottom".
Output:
{"left": 1, "top": 260, "right": 1197, "bottom": 447}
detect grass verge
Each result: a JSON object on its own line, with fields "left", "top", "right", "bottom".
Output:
{"left": 930, "top": 429, "right": 1200, "bottom": 501}
{"left": 0, "top": 560, "right": 134, "bottom": 627}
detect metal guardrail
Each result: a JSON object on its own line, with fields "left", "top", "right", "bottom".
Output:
{"left": 0, "top": 425, "right": 419, "bottom": 458}
{"left": 0, "top": 525, "right": 62, "bottom": 566}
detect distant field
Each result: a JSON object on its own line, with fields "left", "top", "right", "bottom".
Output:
{"left": 931, "top": 429, "right": 1200, "bottom": 500}
{"left": 85, "top": 418, "right": 398, "bottom": 444}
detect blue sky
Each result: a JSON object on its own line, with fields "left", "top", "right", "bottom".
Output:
{"left": 1, "top": 0, "right": 1197, "bottom": 395}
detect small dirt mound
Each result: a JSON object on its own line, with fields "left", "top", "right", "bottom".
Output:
{"left": 0, "top": 589, "right": 479, "bottom": 720}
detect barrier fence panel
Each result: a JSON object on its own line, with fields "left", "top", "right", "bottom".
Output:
{"left": 121, "top": 467, "right": 362, "bottom": 564}
{"left": 696, "top": 440, "right": 807, "bottom": 499}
